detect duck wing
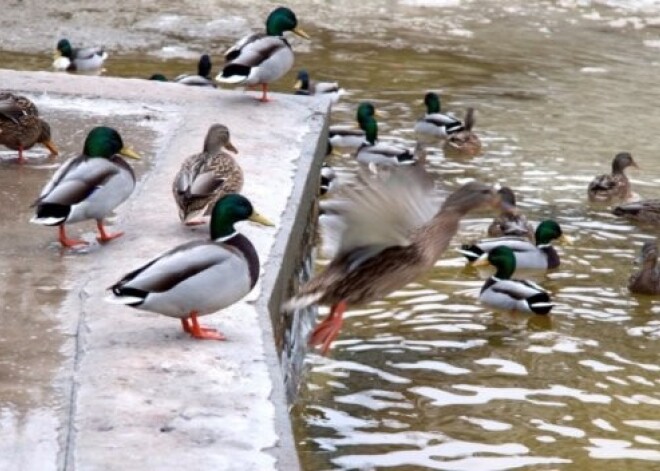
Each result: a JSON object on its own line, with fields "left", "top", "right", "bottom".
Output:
{"left": 0, "top": 93, "right": 27, "bottom": 124}
{"left": 73, "top": 46, "right": 106, "bottom": 60}
{"left": 225, "top": 36, "right": 288, "bottom": 68}
{"left": 224, "top": 32, "right": 266, "bottom": 62}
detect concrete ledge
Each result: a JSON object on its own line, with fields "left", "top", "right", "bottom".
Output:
{"left": 0, "top": 69, "right": 329, "bottom": 470}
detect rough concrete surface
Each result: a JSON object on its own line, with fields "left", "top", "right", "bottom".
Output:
{"left": 0, "top": 69, "right": 328, "bottom": 470}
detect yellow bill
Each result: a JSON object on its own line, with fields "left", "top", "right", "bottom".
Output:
{"left": 294, "top": 79, "right": 303, "bottom": 90}
{"left": 249, "top": 212, "right": 275, "bottom": 227}
{"left": 559, "top": 234, "right": 573, "bottom": 245}
{"left": 472, "top": 255, "right": 491, "bottom": 267}
{"left": 120, "top": 147, "right": 141, "bottom": 159}
{"left": 293, "top": 27, "right": 310, "bottom": 39}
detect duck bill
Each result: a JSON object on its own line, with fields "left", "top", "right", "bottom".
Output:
{"left": 294, "top": 79, "right": 303, "bottom": 90}
{"left": 42, "top": 139, "right": 59, "bottom": 156}
{"left": 559, "top": 234, "right": 573, "bottom": 245}
{"left": 53, "top": 50, "right": 62, "bottom": 60}
{"left": 493, "top": 195, "right": 517, "bottom": 214}
{"left": 293, "top": 27, "right": 310, "bottom": 39}
{"left": 224, "top": 141, "right": 238, "bottom": 154}
{"left": 472, "top": 254, "right": 491, "bottom": 267}
{"left": 249, "top": 212, "right": 275, "bottom": 227}
{"left": 120, "top": 147, "right": 141, "bottom": 159}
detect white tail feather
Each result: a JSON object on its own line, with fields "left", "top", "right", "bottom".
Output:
{"left": 30, "top": 216, "right": 65, "bottom": 226}
{"left": 529, "top": 302, "right": 554, "bottom": 308}
{"left": 104, "top": 294, "right": 143, "bottom": 305}
{"left": 215, "top": 74, "right": 247, "bottom": 84}
{"left": 282, "top": 292, "right": 323, "bottom": 312}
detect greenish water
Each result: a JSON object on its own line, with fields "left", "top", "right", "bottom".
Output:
{"left": 1, "top": 0, "right": 660, "bottom": 469}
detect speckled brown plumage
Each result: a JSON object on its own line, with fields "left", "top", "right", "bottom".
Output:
{"left": 613, "top": 199, "right": 660, "bottom": 224}
{"left": 0, "top": 92, "right": 58, "bottom": 162}
{"left": 588, "top": 152, "right": 637, "bottom": 203}
{"left": 173, "top": 124, "right": 242, "bottom": 223}
{"left": 487, "top": 187, "right": 534, "bottom": 240}
{"left": 444, "top": 107, "right": 482, "bottom": 156}
{"left": 628, "top": 241, "right": 660, "bottom": 295}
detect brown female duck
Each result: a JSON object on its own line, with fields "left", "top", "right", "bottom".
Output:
{"left": 0, "top": 92, "right": 59, "bottom": 163}
{"left": 628, "top": 241, "right": 660, "bottom": 295}
{"left": 613, "top": 199, "right": 660, "bottom": 224}
{"left": 284, "top": 173, "right": 506, "bottom": 354}
{"left": 444, "top": 107, "right": 482, "bottom": 156}
{"left": 487, "top": 186, "right": 534, "bottom": 240}
{"left": 172, "top": 124, "right": 242, "bottom": 225}
{"left": 588, "top": 152, "right": 637, "bottom": 202}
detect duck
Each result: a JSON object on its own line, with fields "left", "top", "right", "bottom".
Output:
{"left": 355, "top": 102, "right": 415, "bottom": 167}
{"left": 294, "top": 70, "right": 343, "bottom": 102}
{"left": 444, "top": 108, "right": 482, "bottom": 156}
{"left": 327, "top": 126, "right": 366, "bottom": 155}
{"left": 628, "top": 240, "right": 660, "bottom": 295}
{"left": 487, "top": 186, "right": 534, "bottom": 240}
{"left": 320, "top": 163, "right": 337, "bottom": 195}
{"left": 460, "top": 219, "right": 569, "bottom": 270}
{"left": 172, "top": 124, "right": 241, "bottom": 225}
{"left": 588, "top": 152, "right": 638, "bottom": 203}
{"left": 283, "top": 172, "right": 508, "bottom": 354}
{"left": 106, "top": 194, "right": 273, "bottom": 340}
{"left": 216, "top": 7, "right": 310, "bottom": 102}
{"left": 30, "top": 126, "right": 140, "bottom": 248}
{"left": 173, "top": 54, "right": 216, "bottom": 87}
{"left": 414, "top": 92, "right": 464, "bottom": 139}
{"left": 53, "top": 39, "right": 108, "bottom": 72}
{"left": 149, "top": 74, "right": 168, "bottom": 82}
{"left": 0, "top": 92, "right": 59, "bottom": 163}
{"left": 613, "top": 199, "right": 660, "bottom": 224}
{"left": 474, "top": 245, "right": 554, "bottom": 315}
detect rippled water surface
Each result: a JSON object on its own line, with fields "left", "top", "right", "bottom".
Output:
{"left": 1, "top": 0, "right": 660, "bottom": 469}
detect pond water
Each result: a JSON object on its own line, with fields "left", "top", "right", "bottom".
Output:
{"left": 1, "top": 0, "right": 659, "bottom": 469}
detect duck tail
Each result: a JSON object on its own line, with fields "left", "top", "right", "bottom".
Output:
{"left": 105, "top": 285, "right": 147, "bottom": 307}
{"left": 527, "top": 292, "right": 553, "bottom": 315}
{"left": 216, "top": 64, "right": 251, "bottom": 84}
{"left": 282, "top": 292, "right": 323, "bottom": 312}
{"left": 458, "top": 244, "right": 484, "bottom": 262}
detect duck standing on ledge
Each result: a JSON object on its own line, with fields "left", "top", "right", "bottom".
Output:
{"left": 107, "top": 194, "right": 273, "bottom": 340}
{"left": 216, "top": 7, "right": 310, "bottom": 102}
{"left": 173, "top": 124, "right": 242, "bottom": 225}
{"left": 475, "top": 245, "right": 554, "bottom": 315}
{"left": 53, "top": 39, "right": 108, "bottom": 72}
{"left": 588, "top": 152, "right": 638, "bottom": 202}
{"left": 0, "top": 92, "right": 59, "bottom": 163}
{"left": 30, "top": 127, "right": 140, "bottom": 248}
{"left": 284, "top": 173, "right": 507, "bottom": 354}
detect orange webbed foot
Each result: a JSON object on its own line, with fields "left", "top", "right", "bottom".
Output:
{"left": 308, "top": 301, "right": 347, "bottom": 355}
{"left": 188, "top": 314, "right": 227, "bottom": 341}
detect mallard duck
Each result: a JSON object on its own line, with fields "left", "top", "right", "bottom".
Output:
{"left": 53, "top": 39, "right": 108, "bottom": 72}
{"left": 474, "top": 246, "right": 553, "bottom": 314}
{"left": 107, "top": 194, "right": 273, "bottom": 340}
{"left": 460, "top": 220, "right": 569, "bottom": 270}
{"left": 487, "top": 187, "right": 534, "bottom": 240}
{"left": 283, "top": 172, "right": 507, "bottom": 354}
{"left": 216, "top": 7, "right": 309, "bottom": 102}
{"left": 414, "top": 92, "right": 464, "bottom": 139}
{"left": 444, "top": 108, "right": 482, "bottom": 156}
{"left": 320, "top": 163, "right": 337, "bottom": 195}
{"left": 173, "top": 54, "right": 216, "bottom": 87}
{"left": 0, "top": 92, "right": 59, "bottom": 163}
{"left": 628, "top": 241, "right": 660, "bottom": 294}
{"left": 30, "top": 126, "right": 140, "bottom": 248}
{"left": 294, "top": 70, "right": 343, "bottom": 102}
{"left": 355, "top": 102, "right": 415, "bottom": 167}
{"left": 327, "top": 126, "right": 366, "bottom": 154}
{"left": 588, "top": 152, "right": 637, "bottom": 202}
{"left": 172, "top": 124, "right": 241, "bottom": 225}
{"left": 613, "top": 199, "right": 660, "bottom": 224}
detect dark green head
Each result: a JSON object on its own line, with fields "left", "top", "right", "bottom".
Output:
{"left": 83, "top": 127, "right": 140, "bottom": 160}
{"left": 424, "top": 92, "right": 441, "bottom": 114}
{"left": 198, "top": 54, "right": 212, "bottom": 78}
{"left": 210, "top": 194, "right": 273, "bottom": 239}
{"left": 488, "top": 246, "right": 517, "bottom": 279}
{"left": 356, "top": 102, "right": 378, "bottom": 144}
{"left": 535, "top": 220, "right": 563, "bottom": 246}
{"left": 56, "top": 39, "right": 73, "bottom": 58}
{"left": 149, "top": 74, "right": 168, "bottom": 81}
{"left": 266, "top": 7, "right": 309, "bottom": 38}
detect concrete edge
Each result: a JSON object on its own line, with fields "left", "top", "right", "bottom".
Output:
{"left": 255, "top": 99, "right": 330, "bottom": 470}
